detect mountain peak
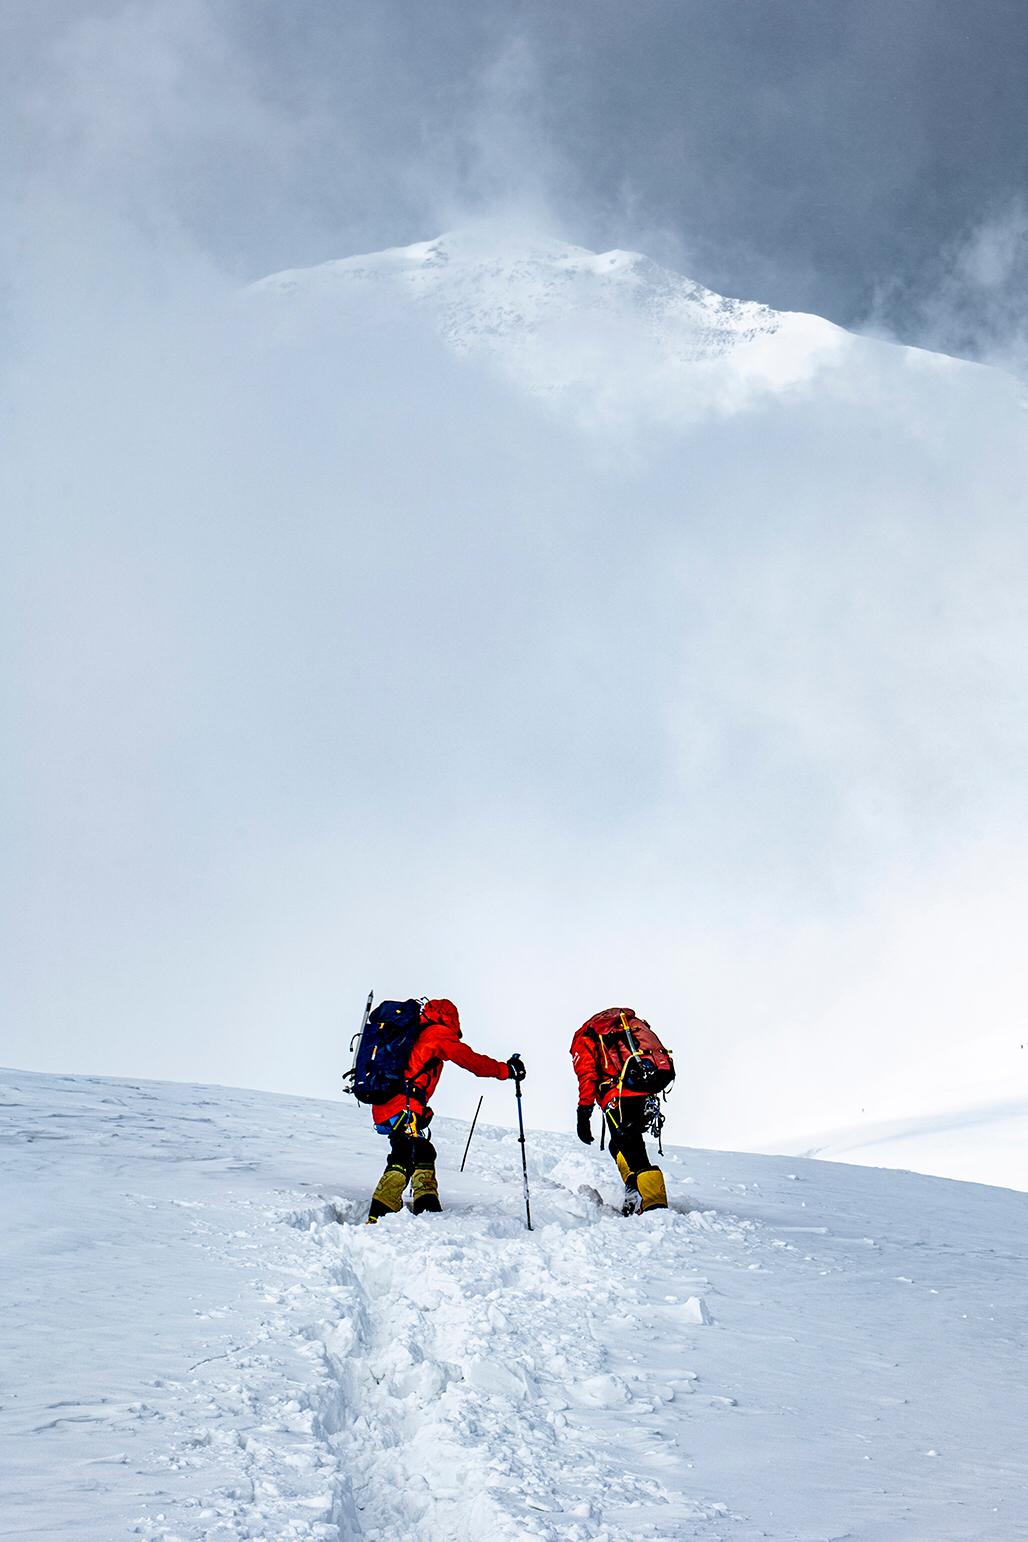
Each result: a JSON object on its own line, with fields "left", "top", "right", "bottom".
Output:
{"left": 249, "top": 228, "right": 854, "bottom": 421}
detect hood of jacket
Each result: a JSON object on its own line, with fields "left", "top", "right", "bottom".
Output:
{"left": 421, "top": 998, "right": 461, "bottom": 1037}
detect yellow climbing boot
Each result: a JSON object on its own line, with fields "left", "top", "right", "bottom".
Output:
{"left": 615, "top": 1150, "right": 634, "bottom": 1185}
{"left": 368, "top": 1164, "right": 408, "bottom": 1222}
{"left": 636, "top": 1167, "right": 668, "bottom": 1212}
{"left": 411, "top": 1167, "right": 442, "bottom": 1215}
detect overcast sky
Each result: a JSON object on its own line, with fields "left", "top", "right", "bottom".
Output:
{"left": 3, "top": 2, "right": 1028, "bottom": 1146}
{"left": 6, "top": 1, "right": 1028, "bottom": 353}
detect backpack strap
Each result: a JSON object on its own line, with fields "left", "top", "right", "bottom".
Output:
{"left": 406, "top": 1056, "right": 442, "bottom": 1108}
{"left": 586, "top": 1024, "right": 620, "bottom": 1097}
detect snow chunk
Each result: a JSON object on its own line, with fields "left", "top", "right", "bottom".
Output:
{"left": 571, "top": 1372, "right": 632, "bottom": 1408}
{"left": 464, "top": 1355, "right": 533, "bottom": 1403}
{"left": 683, "top": 1295, "right": 713, "bottom": 1325}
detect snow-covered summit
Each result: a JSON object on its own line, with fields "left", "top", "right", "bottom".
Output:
{"left": 248, "top": 227, "right": 852, "bottom": 417}
{"left": 252, "top": 227, "right": 813, "bottom": 358}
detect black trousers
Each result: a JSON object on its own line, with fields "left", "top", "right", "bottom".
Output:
{"left": 386, "top": 1128, "right": 437, "bottom": 1176}
{"left": 603, "top": 1099, "right": 654, "bottom": 1177}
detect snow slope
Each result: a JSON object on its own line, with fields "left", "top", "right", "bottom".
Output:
{"left": 3, "top": 1070, "right": 1026, "bottom": 1540}
{"left": 778, "top": 1098, "right": 1028, "bottom": 1193}
{"left": 247, "top": 227, "right": 855, "bottom": 422}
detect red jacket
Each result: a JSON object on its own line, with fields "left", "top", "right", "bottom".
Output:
{"left": 571, "top": 1006, "right": 649, "bottom": 1110}
{"left": 372, "top": 998, "right": 510, "bottom": 1126}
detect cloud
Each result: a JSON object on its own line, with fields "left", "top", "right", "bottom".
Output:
{"left": 8, "top": 2, "right": 1028, "bottom": 328}
{"left": 895, "top": 197, "right": 1028, "bottom": 374}
{"left": 4, "top": 2, "right": 1028, "bottom": 1156}
{"left": 5, "top": 201, "right": 1028, "bottom": 1149}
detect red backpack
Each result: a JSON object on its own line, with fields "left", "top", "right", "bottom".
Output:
{"left": 584, "top": 1007, "right": 675, "bottom": 1096}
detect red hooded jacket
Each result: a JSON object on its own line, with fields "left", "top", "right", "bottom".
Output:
{"left": 571, "top": 1006, "right": 650, "bottom": 1110}
{"left": 372, "top": 998, "right": 510, "bottom": 1126}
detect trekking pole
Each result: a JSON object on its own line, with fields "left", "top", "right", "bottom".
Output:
{"left": 460, "top": 1095, "right": 484, "bottom": 1173}
{"left": 512, "top": 1059, "right": 533, "bottom": 1231}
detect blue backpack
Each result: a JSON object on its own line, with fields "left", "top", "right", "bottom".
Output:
{"left": 344, "top": 997, "right": 425, "bottom": 1106}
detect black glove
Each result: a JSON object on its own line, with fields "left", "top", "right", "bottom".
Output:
{"left": 506, "top": 1054, "right": 526, "bottom": 1083}
{"left": 576, "top": 1105, "right": 594, "bottom": 1144}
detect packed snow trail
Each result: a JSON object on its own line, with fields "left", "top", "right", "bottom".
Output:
{"left": 2, "top": 1072, "right": 1027, "bottom": 1539}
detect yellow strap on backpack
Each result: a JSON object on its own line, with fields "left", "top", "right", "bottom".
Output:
{"left": 615, "top": 1011, "right": 644, "bottom": 1099}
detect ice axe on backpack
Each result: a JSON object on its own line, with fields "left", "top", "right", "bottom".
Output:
{"left": 341, "top": 989, "right": 374, "bottom": 1096}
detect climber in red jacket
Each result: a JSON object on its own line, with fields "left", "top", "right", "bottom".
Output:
{"left": 571, "top": 1006, "right": 671, "bottom": 1214}
{"left": 367, "top": 998, "right": 524, "bottom": 1222}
